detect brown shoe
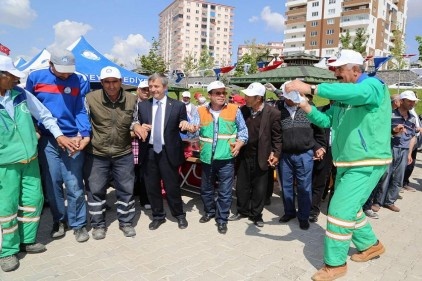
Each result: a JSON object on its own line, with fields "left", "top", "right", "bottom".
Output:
{"left": 351, "top": 240, "right": 385, "bottom": 262}
{"left": 371, "top": 204, "right": 380, "bottom": 212}
{"left": 384, "top": 204, "right": 400, "bottom": 212}
{"left": 311, "top": 264, "right": 347, "bottom": 281}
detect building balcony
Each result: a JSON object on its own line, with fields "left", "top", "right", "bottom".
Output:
{"left": 286, "top": 6, "right": 307, "bottom": 16}
{"left": 286, "top": 0, "right": 307, "bottom": 7}
{"left": 342, "top": 8, "right": 370, "bottom": 17}
{"left": 284, "top": 27, "right": 306, "bottom": 34}
{"left": 340, "top": 18, "right": 370, "bottom": 28}
{"left": 342, "top": 0, "right": 371, "bottom": 8}
{"left": 285, "top": 16, "right": 306, "bottom": 25}
{"left": 284, "top": 37, "right": 305, "bottom": 44}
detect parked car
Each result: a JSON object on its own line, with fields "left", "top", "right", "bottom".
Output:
{"left": 188, "top": 81, "right": 208, "bottom": 89}
{"left": 388, "top": 82, "right": 422, "bottom": 90}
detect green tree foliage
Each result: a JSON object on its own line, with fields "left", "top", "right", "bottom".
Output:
{"left": 139, "top": 38, "right": 167, "bottom": 74}
{"left": 389, "top": 30, "right": 407, "bottom": 70}
{"left": 233, "top": 39, "right": 270, "bottom": 77}
{"left": 197, "top": 47, "right": 214, "bottom": 76}
{"left": 182, "top": 52, "right": 197, "bottom": 78}
{"left": 416, "top": 36, "right": 422, "bottom": 61}
{"left": 351, "top": 28, "right": 368, "bottom": 55}
{"left": 340, "top": 30, "right": 352, "bottom": 49}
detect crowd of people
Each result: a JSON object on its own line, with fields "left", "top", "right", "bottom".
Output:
{"left": 0, "top": 49, "right": 420, "bottom": 281}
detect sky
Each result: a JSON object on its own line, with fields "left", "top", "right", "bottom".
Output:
{"left": 0, "top": 0, "right": 421, "bottom": 69}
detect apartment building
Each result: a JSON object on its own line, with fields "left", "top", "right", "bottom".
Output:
{"left": 159, "top": 0, "right": 234, "bottom": 73}
{"left": 284, "top": 0, "right": 408, "bottom": 58}
{"left": 237, "top": 42, "right": 284, "bottom": 62}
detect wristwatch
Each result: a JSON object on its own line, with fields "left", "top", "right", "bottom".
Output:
{"left": 310, "top": 85, "right": 316, "bottom": 95}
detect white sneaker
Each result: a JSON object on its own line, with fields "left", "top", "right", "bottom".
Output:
{"left": 144, "top": 204, "right": 151, "bottom": 210}
{"left": 364, "top": 209, "right": 379, "bottom": 219}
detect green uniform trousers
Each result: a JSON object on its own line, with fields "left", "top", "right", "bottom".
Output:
{"left": 324, "top": 165, "right": 387, "bottom": 266}
{"left": 0, "top": 159, "right": 44, "bottom": 257}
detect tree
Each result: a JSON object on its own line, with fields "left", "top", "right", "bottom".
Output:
{"left": 416, "top": 36, "right": 422, "bottom": 61}
{"left": 340, "top": 30, "right": 352, "bottom": 49}
{"left": 197, "top": 47, "right": 214, "bottom": 76}
{"left": 388, "top": 30, "right": 407, "bottom": 70}
{"left": 233, "top": 39, "right": 269, "bottom": 77}
{"left": 182, "top": 52, "right": 197, "bottom": 78}
{"left": 138, "top": 37, "right": 167, "bottom": 74}
{"left": 351, "top": 28, "right": 368, "bottom": 55}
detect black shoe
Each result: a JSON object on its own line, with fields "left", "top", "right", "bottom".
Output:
{"left": 217, "top": 223, "right": 227, "bottom": 234}
{"left": 199, "top": 214, "right": 215, "bottom": 223}
{"left": 228, "top": 213, "right": 248, "bottom": 221}
{"left": 279, "top": 214, "right": 296, "bottom": 223}
{"left": 149, "top": 219, "right": 166, "bottom": 230}
{"left": 299, "top": 219, "right": 310, "bottom": 230}
{"left": 177, "top": 218, "right": 188, "bottom": 229}
{"left": 254, "top": 219, "right": 264, "bottom": 227}
{"left": 264, "top": 197, "right": 271, "bottom": 206}
{"left": 309, "top": 214, "right": 318, "bottom": 223}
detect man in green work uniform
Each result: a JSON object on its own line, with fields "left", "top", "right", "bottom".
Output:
{"left": 285, "top": 49, "right": 392, "bottom": 281}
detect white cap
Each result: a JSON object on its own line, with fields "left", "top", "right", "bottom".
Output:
{"left": 241, "top": 82, "right": 266, "bottom": 97}
{"left": 50, "top": 49, "right": 76, "bottom": 73}
{"left": 138, "top": 80, "right": 148, "bottom": 88}
{"left": 207, "top": 81, "right": 225, "bottom": 93}
{"left": 100, "top": 66, "right": 121, "bottom": 79}
{"left": 400, "top": 90, "right": 420, "bottom": 101}
{"left": 0, "top": 55, "right": 25, "bottom": 78}
{"left": 182, "top": 91, "right": 191, "bottom": 98}
{"left": 327, "top": 49, "right": 364, "bottom": 67}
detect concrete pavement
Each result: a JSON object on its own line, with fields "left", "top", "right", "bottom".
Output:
{"left": 1, "top": 155, "right": 422, "bottom": 281}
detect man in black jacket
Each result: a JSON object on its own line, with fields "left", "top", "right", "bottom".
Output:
{"left": 277, "top": 98, "right": 326, "bottom": 230}
{"left": 229, "top": 82, "right": 282, "bottom": 227}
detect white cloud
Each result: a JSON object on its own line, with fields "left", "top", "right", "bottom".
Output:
{"left": 407, "top": 0, "right": 422, "bottom": 19}
{"left": 105, "top": 34, "right": 151, "bottom": 68}
{"left": 0, "top": 0, "right": 37, "bottom": 28}
{"left": 48, "top": 20, "right": 92, "bottom": 51}
{"left": 248, "top": 16, "right": 259, "bottom": 23}
{"left": 260, "top": 6, "right": 285, "bottom": 33}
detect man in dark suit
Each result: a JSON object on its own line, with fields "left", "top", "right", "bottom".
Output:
{"left": 229, "top": 82, "right": 282, "bottom": 227}
{"left": 133, "top": 73, "right": 196, "bottom": 230}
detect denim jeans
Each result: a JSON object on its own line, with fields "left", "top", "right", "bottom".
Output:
{"left": 200, "top": 159, "right": 235, "bottom": 224}
{"left": 84, "top": 153, "right": 135, "bottom": 228}
{"left": 375, "top": 147, "right": 408, "bottom": 206}
{"left": 38, "top": 136, "right": 87, "bottom": 229}
{"left": 278, "top": 149, "right": 314, "bottom": 221}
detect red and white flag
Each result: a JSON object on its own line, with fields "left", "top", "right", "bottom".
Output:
{"left": 0, "top": 43, "right": 10, "bottom": 56}
{"left": 401, "top": 54, "right": 416, "bottom": 58}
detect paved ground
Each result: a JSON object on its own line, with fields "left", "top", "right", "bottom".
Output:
{"left": 1, "top": 155, "right": 422, "bottom": 281}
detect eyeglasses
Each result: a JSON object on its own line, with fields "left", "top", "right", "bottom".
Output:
{"left": 212, "top": 91, "right": 227, "bottom": 96}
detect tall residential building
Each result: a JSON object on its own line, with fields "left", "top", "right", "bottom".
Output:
{"left": 237, "top": 42, "right": 284, "bottom": 62}
{"left": 159, "top": 0, "right": 234, "bottom": 73}
{"left": 284, "top": 0, "right": 408, "bottom": 57}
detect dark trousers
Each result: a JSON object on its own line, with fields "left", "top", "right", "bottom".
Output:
{"left": 134, "top": 163, "right": 150, "bottom": 206}
{"left": 144, "top": 147, "right": 185, "bottom": 220}
{"left": 310, "top": 147, "right": 332, "bottom": 216}
{"left": 403, "top": 148, "right": 417, "bottom": 186}
{"left": 84, "top": 153, "right": 135, "bottom": 228}
{"left": 266, "top": 167, "right": 275, "bottom": 200}
{"left": 235, "top": 156, "right": 268, "bottom": 220}
{"left": 201, "top": 159, "right": 234, "bottom": 224}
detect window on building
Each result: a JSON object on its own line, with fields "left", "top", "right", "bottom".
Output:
{"left": 196, "top": 10, "right": 199, "bottom": 14}
{"left": 291, "top": 44, "right": 296, "bottom": 47}
{"left": 187, "top": 15, "right": 191, "bottom": 19}
{"left": 310, "top": 31, "right": 317, "bottom": 37}
{"left": 224, "top": 28, "right": 228, "bottom": 32}
{"left": 312, "top": 12, "right": 318, "bottom": 17}
{"left": 326, "top": 39, "right": 334, "bottom": 45}
{"left": 186, "top": 23, "right": 190, "bottom": 27}
{"left": 195, "top": 24, "right": 198, "bottom": 27}
{"left": 310, "top": 50, "right": 316, "bottom": 55}
{"left": 187, "top": 8, "right": 190, "bottom": 12}
{"left": 328, "top": 0, "right": 336, "bottom": 4}
{"left": 311, "top": 21, "right": 318, "bottom": 27}
{"left": 328, "top": 9, "right": 335, "bottom": 14}
{"left": 326, "top": 49, "right": 334, "bottom": 55}
{"left": 312, "top": 2, "right": 319, "bottom": 7}
{"left": 310, "top": 41, "right": 317, "bottom": 46}
{"left": 327, "top": 19, "right": 334, "bottom": 24}
{"left": 326, "top": 29, "right": 334, "bottom": 35}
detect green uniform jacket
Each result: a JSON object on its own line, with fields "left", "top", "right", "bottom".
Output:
{"left": 0, "top": 87, "right": 38, "bottom": 165}
{"left": 307, "top": 74, "right": 392, "bottom": 167}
